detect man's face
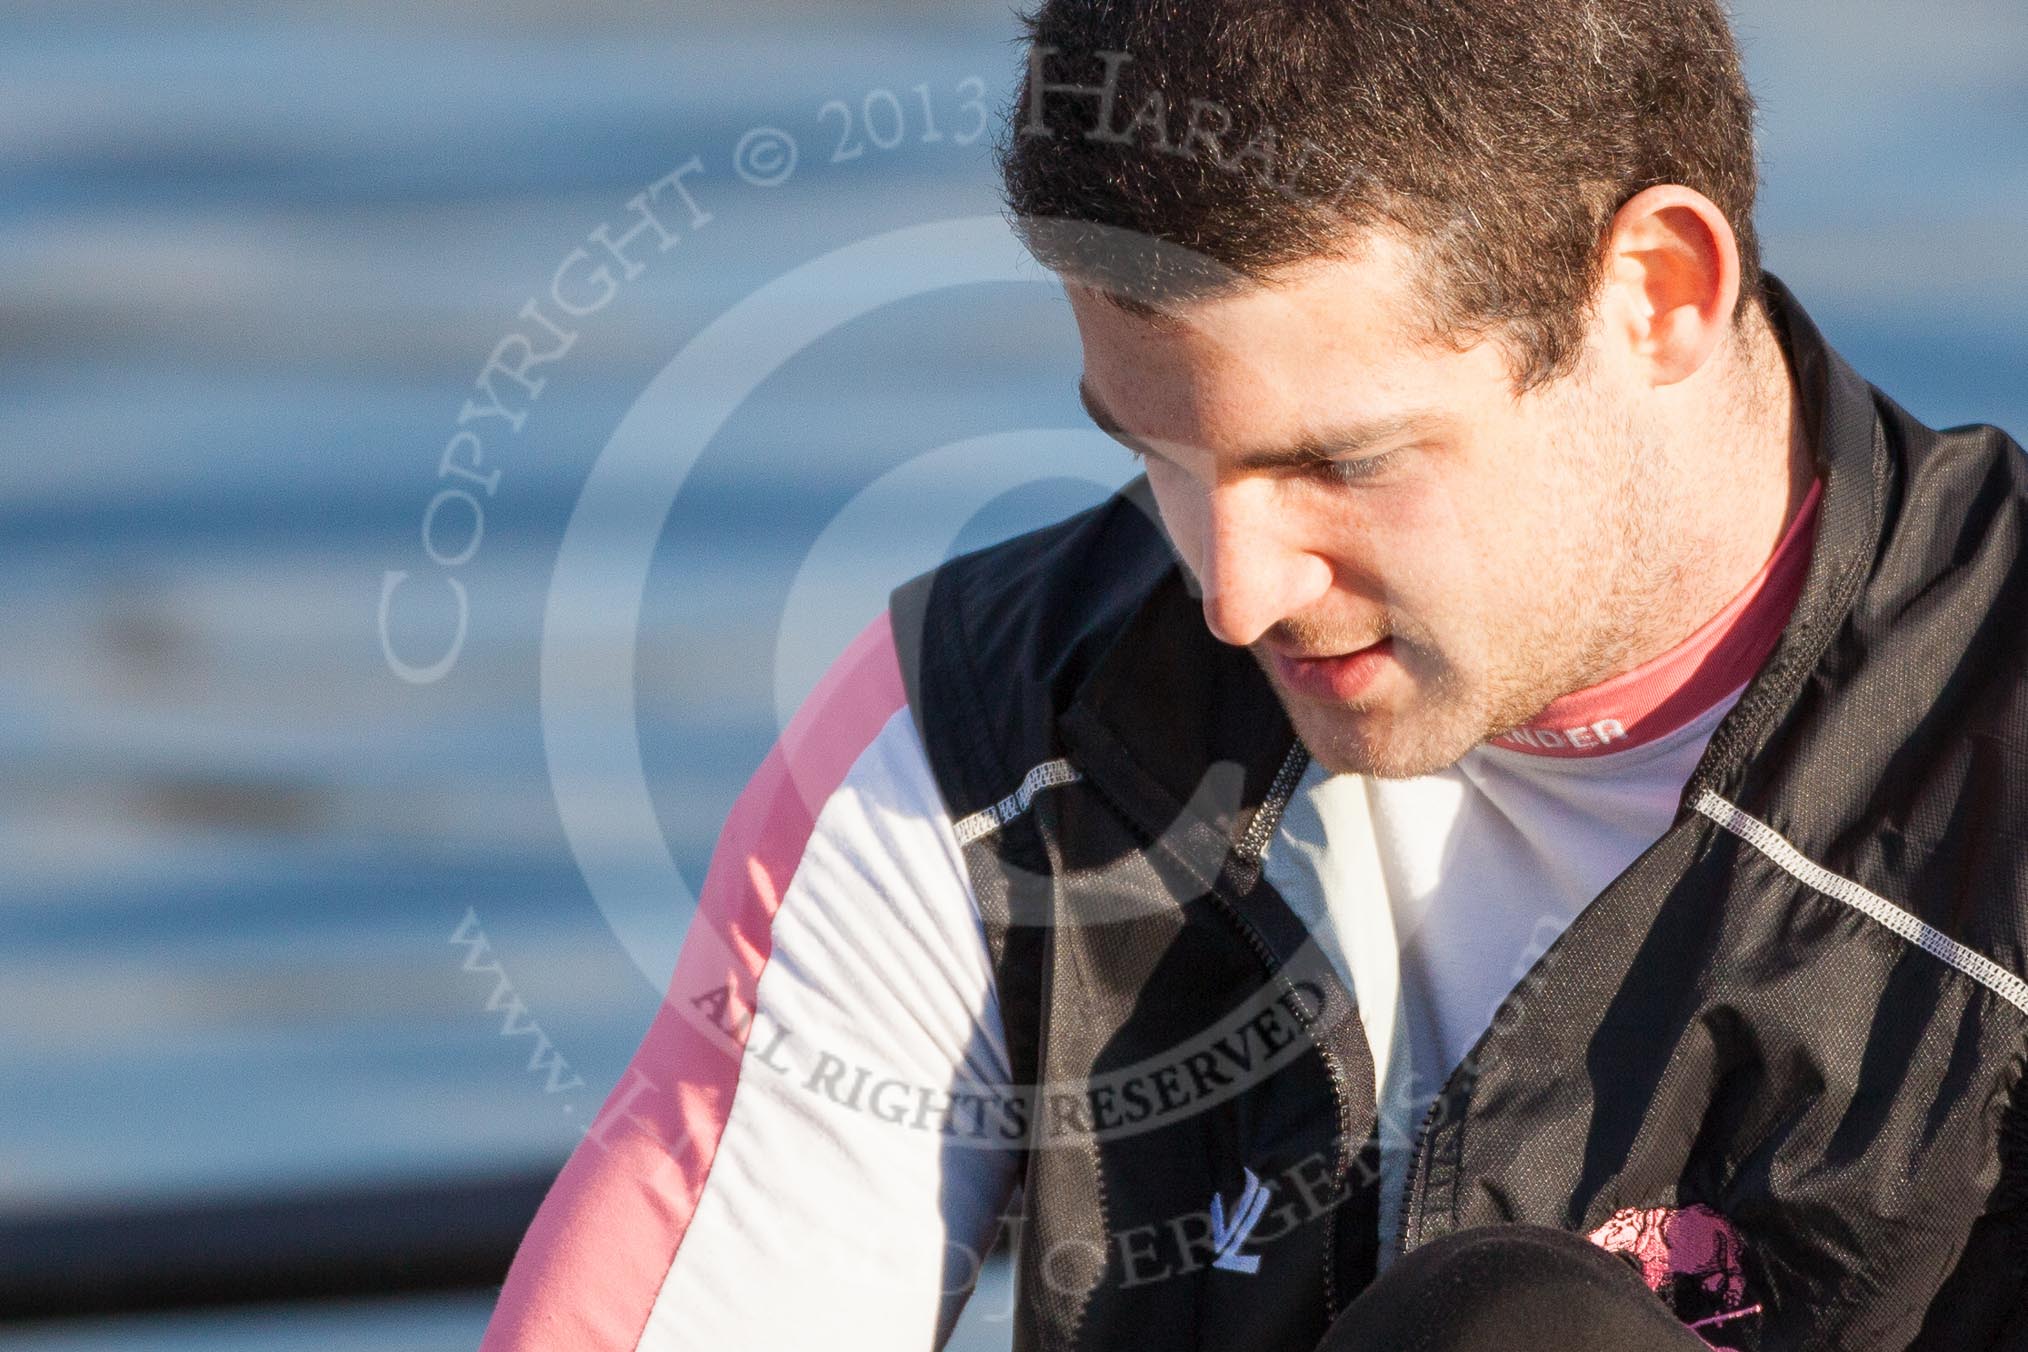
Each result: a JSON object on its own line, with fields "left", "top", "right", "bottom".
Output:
{"left": 1067, "top": 232, "right": 1672, "bottom": 778}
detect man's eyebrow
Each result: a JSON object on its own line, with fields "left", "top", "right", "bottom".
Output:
{"left": 1077, "top": 376, "right": 1445, "bottom": 471}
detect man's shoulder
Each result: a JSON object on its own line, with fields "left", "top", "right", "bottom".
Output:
{"left": 884, "top": 473, "right": 1182, "bottom": 816}
{"left": 889, "top": 473, "right": 1177, "bottom": 709}
{"left": 1855, "top": 376, "right": 2028, "bottom": 629}
{"left": 1874, "top": 381, "right": 2028, "bottom": 517}
{"left": 1831, "top": 385, "right": 2028, "bottom": 921}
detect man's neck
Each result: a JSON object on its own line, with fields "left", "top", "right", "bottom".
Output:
{"left": 1636, "top": 303, "right": 1817, "bottom": 673}
{"left": 1749, "top": 301, "right": 1821, "bottom": 559}
{"left": 1491, "top": 311, "right": 1822, "bottom": 760}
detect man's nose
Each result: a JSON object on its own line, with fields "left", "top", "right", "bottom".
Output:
{"left": 1196, "top": 481, "right": 1332, "bottom": 648}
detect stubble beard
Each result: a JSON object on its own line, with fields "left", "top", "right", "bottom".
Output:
{"left": 1259, "top": 627, "right": 1509, "bottom": 780}
{"left": 1270, "top": 378, "right": 1674, "bottom": 781}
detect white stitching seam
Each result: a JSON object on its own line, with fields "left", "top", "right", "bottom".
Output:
{"left": 1693, "top": 788, "right": 2028, "bottom": 1017}
{"left": 953, "top": 758, "right": 1083, "bottom": 846}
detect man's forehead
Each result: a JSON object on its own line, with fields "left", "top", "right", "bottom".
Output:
{"left": 1066, "top": 271, "right": 1440, "bottom": 402}
{"left": 1065, "top": 244, "right": 1478, "bottom": 465}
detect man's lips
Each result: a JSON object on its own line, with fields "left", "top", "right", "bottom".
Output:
{"left": 1269, "top": 637, "right": 1396, "bottom": 702}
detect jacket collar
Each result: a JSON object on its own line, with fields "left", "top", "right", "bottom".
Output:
{"left": 1687, "top": 272, "right": 1892, "bottom": 792}
{"left": 1057, "top": 273, "right": 1893, "bottom": 851}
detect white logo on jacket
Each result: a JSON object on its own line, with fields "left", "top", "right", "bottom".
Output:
{"left": 1209, "top": 1167, "right": 1271, "bottom": 1274}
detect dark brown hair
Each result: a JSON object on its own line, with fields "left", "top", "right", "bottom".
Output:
{"left": 995, "top": 0, "right": 1765, "bottom": 390}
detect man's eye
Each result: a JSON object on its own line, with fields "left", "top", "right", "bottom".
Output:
{"left": 1316, "top": 451, "right": 1397, "bottom": 485}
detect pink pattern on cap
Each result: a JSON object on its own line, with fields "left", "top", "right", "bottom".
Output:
{"left": 1589, "top": 1203, "right": 1760, "bottom": 1349}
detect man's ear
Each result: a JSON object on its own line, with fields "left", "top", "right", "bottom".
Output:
{"left": 1598, "top": 184, "right": 1743, "bottom": 388}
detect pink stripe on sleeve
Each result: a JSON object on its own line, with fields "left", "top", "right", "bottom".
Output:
{"left": 479, "top": 611, "right": 910, "bottom": 1351}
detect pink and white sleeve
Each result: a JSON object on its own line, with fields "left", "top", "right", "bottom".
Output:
{"left": 480, "top": 610, "right": 1021, "bottom": 1351}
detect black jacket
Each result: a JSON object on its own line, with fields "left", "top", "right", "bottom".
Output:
{"left": 888, "top": 275, "right": 2028, "bottom": 1351}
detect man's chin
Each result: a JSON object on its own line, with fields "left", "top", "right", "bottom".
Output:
{"left": 1250, "top": 641, "right": 1488, "bottom": 778}
{"left": 1280, "top": 694, "right": 1483, "bottom": 780}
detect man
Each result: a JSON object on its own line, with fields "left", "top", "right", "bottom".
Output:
{"left": 481, "top": 3, "right": 2028, "bottom": 1349}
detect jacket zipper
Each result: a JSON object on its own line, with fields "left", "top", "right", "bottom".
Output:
{"left": 1079, "top": 736, "right": 1359, "bottom": 1321}
{"left": 1201, "top": 881, "right": 1358, "bottom": 1321}
{"left": 1202, "top": 741, "right": 1359, "bottom": 1322}
{"left": 1390, "top": 1077, "right": 1447, "bottom": 1263}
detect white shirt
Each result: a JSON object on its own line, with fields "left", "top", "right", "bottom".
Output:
{"left": 1260, "top": 687, "right": 1747, "bottom": 1263}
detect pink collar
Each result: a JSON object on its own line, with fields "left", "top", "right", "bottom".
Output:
{"left": 1489, "top": 476, "right": 1823, "bottom": 758}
